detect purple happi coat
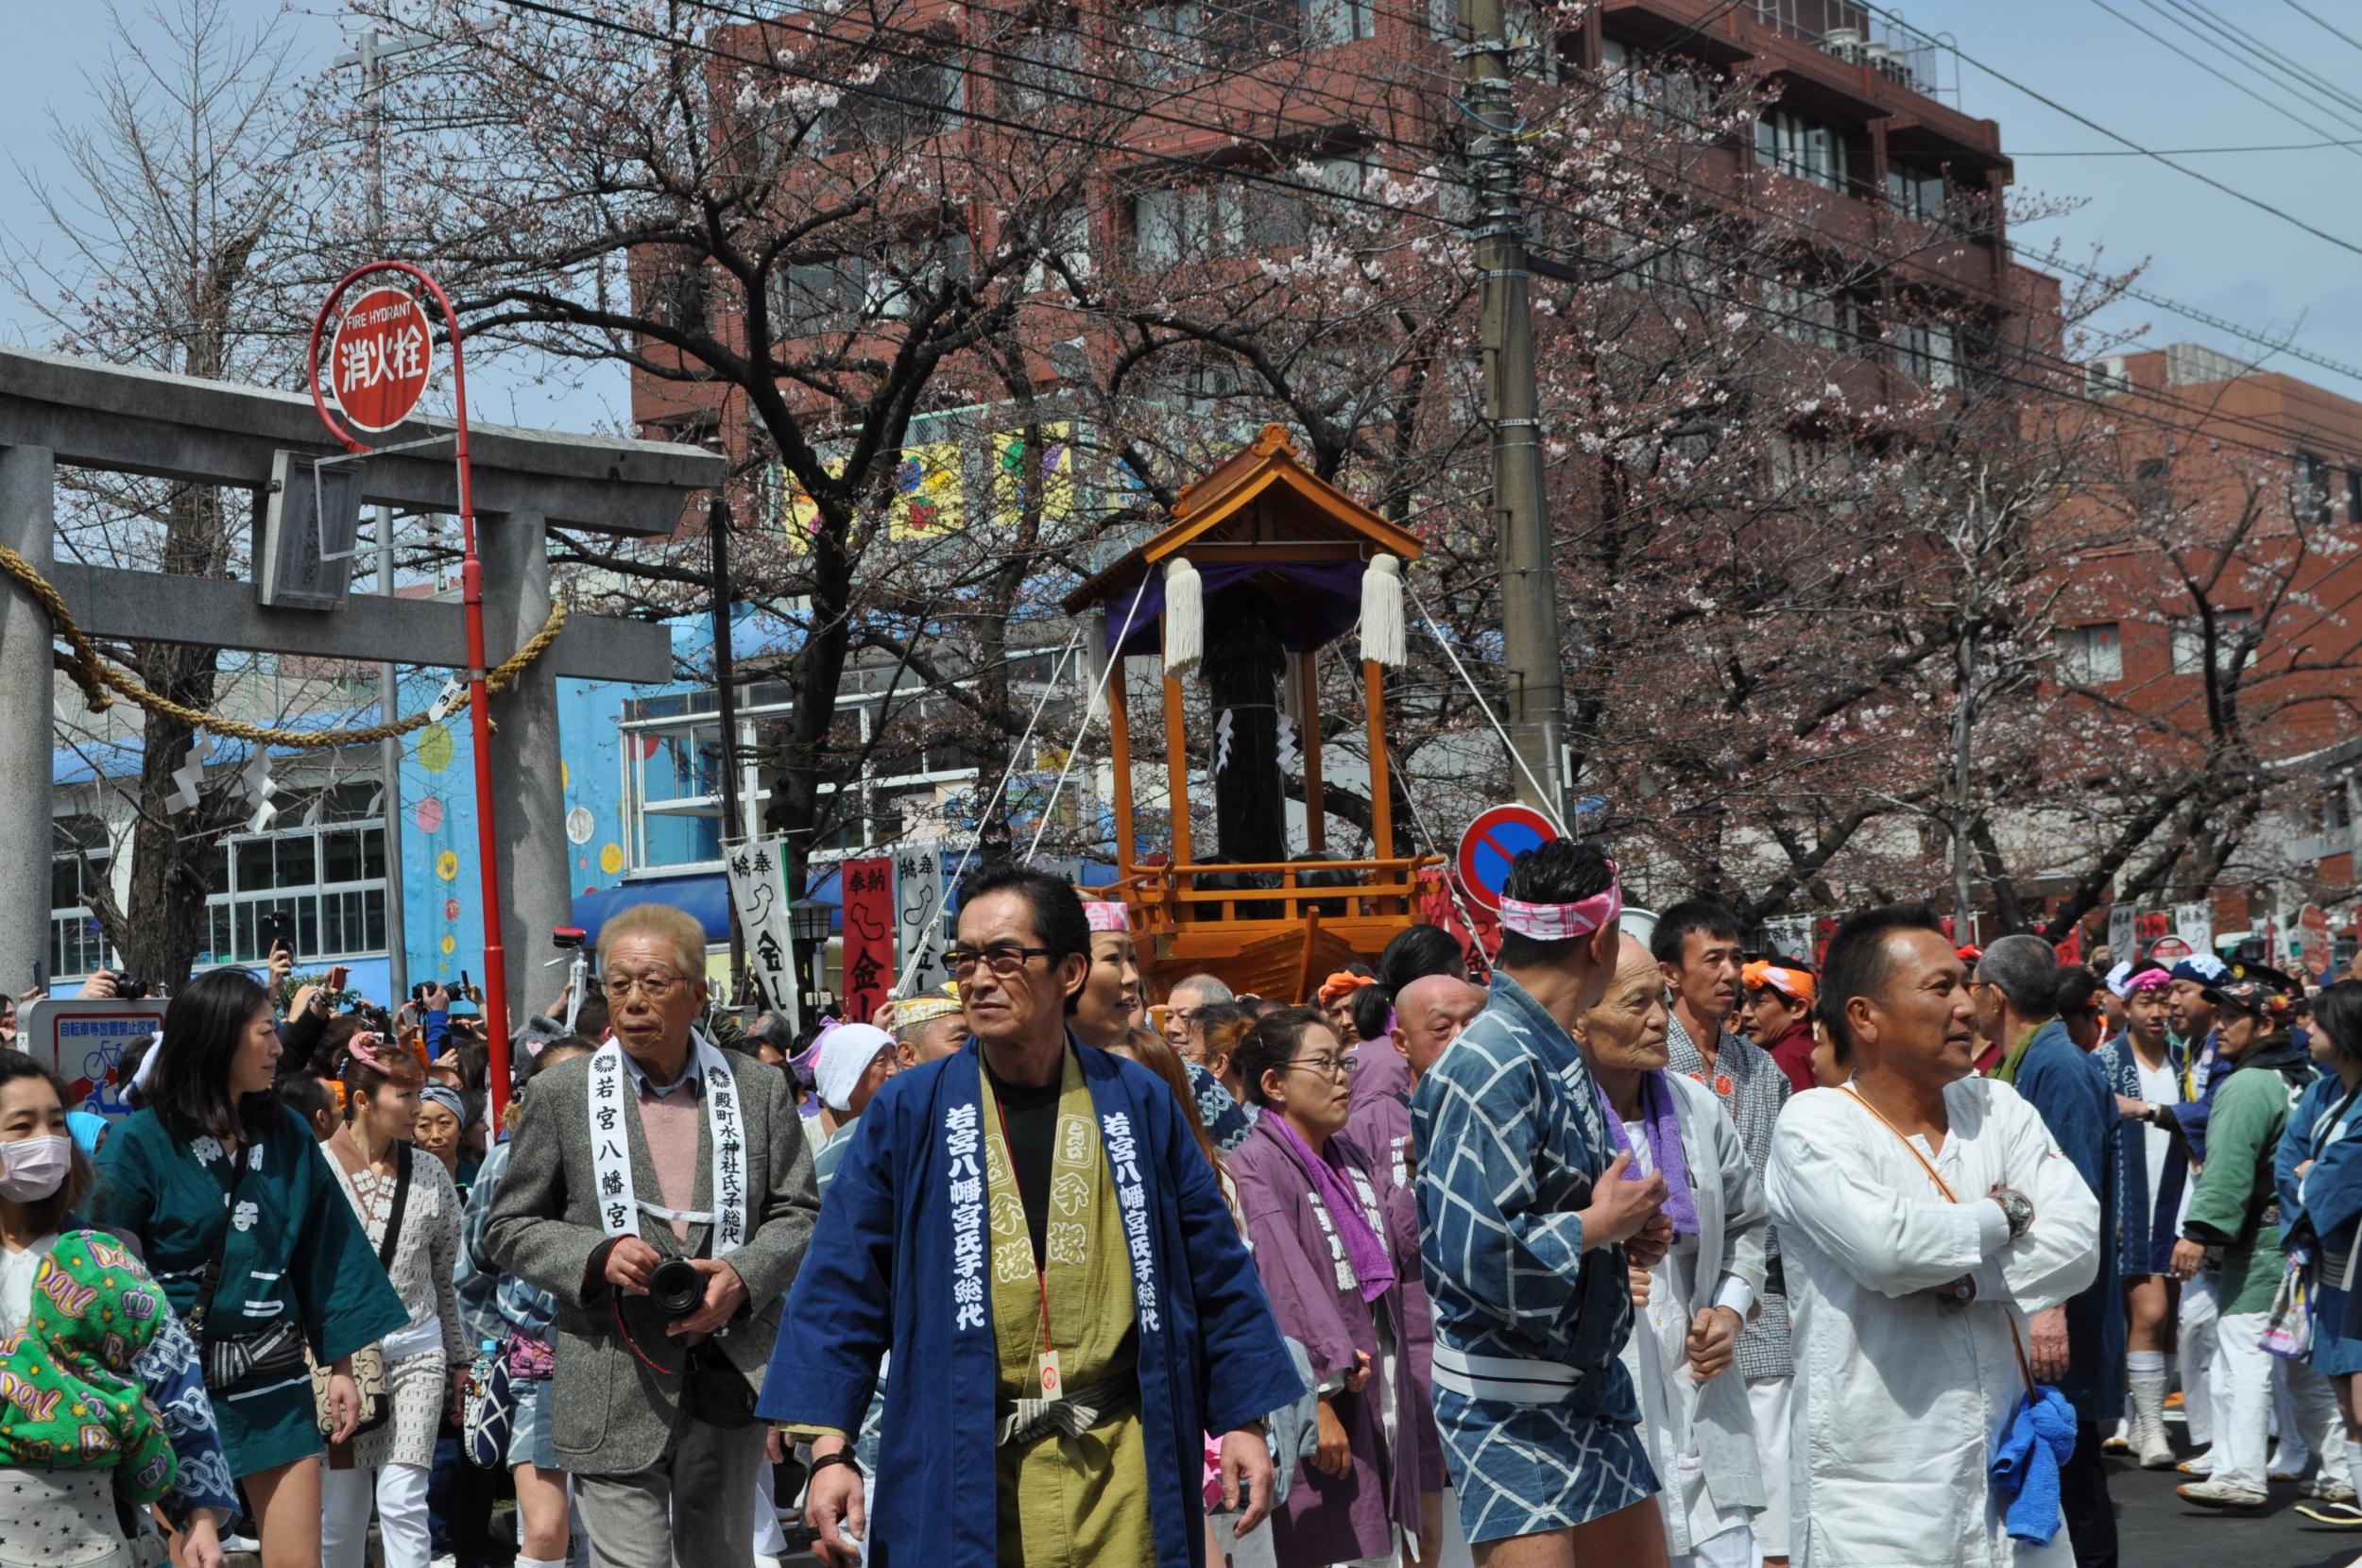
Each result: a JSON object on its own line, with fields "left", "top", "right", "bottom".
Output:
{"left": 1346, "top": 1037, "right": 1412, "bottom": 1113}
{"left": 1339, "top": 1090, "right": 1445, "bottom": 1493}
{"left": 1230, "top": 1114, "right": 1427, "bottom": 1563}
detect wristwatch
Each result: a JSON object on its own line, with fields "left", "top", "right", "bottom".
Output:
{"left": 1994, "top": 1188, "right": 2035, "bottom": 1241}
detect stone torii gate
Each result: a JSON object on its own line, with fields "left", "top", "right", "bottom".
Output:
{"left": 0, "top": 345, "right": 724, "bottom": 993}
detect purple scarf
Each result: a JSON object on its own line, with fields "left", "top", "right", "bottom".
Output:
{"left": 1266, "top": 1114, "right": 1397, "bottom": 1304}
{"left": 1597, "top": 1070, "right": 1699, "bottom": 1236}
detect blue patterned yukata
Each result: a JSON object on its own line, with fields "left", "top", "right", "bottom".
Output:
{"left": 1410, "top": 972, "right": 1657, "bottom": 1544}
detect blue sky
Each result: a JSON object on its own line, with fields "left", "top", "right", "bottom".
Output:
{"left": 5, "top": 0, "right": 2360, "bottom": 422}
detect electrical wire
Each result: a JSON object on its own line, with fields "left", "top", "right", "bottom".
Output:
{"left": 465, "top": 0, "right": 2353, "bottom": 466}
{"left": 2082, "top": 0, "right": 2362, "bottom": 165}
{"left": 2280, "top": 0, "right": 2362, "bottom": 60}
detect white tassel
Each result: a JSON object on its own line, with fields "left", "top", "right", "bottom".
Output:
{"left": 1361, "top": 553, "right": 1407, "bottom": 668}
{"left": 1086, "top": 614, "right": 1112, "bottom": 724}
{"left": 1164, "top": 555, "right": 1204, "bottom": 680}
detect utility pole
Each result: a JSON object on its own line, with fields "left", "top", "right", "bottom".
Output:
{"left": 335, "top": 27, "right": 433, "bottom": 1002}
{"left": 1459, "top": 0, "right": 1569, "bottom": 823}
{"left": 709, "top": 492, "right": 748, "bottom": 1005}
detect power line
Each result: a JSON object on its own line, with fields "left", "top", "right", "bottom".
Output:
{"left": 2013, "top": 137, "right": 2362, "bottom": 156}
{"left": 2127, "top": 0, "right": 2362, "bottom": 148}
{"left": 2082, "top": 0, "right": 2362, "bottom": 166}
{"left": 2280, "top": 0, "right": 2362, "bottom": 60}
{"left": 1944, "top": 26, "right": 2362, "bottom": 263}
{"left": 466, "top": 0, "right": 2347, "bottom": 468}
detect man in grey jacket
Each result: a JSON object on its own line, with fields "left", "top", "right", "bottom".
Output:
{"left": 487, "top": 902, "right": 819, "bottom": 1568}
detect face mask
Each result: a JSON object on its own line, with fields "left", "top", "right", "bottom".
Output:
{"left": 0, "top": 1134, "right": 73, "bottom": 1203}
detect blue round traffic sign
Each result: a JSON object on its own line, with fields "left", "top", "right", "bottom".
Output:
{"left": 1457, "top": 805, "right": 1559, "bottom": 912}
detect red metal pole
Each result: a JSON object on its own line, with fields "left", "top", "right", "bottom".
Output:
{"left": 311, "top": 261, "right": 513, "bottom": 1123}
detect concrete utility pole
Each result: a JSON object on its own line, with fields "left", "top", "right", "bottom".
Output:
{"left": 337, "top": 27, "right": 433, "bottom": 1000}
{"left": 1458, "top": 0, "right": 1569, "bottom": 823}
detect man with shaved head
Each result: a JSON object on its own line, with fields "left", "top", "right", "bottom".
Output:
{"left": 1339, "top": 971, "right": 1490, "bottom": 1563}
{"left": 1769, "top": 906, "right": 2099, "bottom": 1564}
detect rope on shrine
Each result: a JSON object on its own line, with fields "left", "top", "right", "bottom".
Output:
{"left": 0, "top": 541, "right": 568, "bottom": 750}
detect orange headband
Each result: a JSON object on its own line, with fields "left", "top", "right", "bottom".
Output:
{"left": 1743, "top": 961, "right": 1817, "bottom": 1008}
{"left": 1318, "top": 972, "right": 1378, "bottom": 1008}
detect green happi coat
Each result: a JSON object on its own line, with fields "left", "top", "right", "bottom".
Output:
{"left": 94, "top": 1105, "right": 408, "bottom": 1476}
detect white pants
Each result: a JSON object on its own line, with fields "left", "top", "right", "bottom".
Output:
{"left": 2215, "top": 1310, "right": 2353, "bottom": 1493}
{"left": 321, "top": 1458, "right": 432, "bottom": 1568}
{"left": 1745, "top": 1376, "right": 1792, "bottom": 1557}
{"left": 1674, "top": 1522, "right": 1761, "bottom": 1568}
{"left": 2182, "top": 1272, "right": 2219, "bottom": 1448}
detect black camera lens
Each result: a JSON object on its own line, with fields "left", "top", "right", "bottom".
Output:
{"left": 648, "top": 1257, "right": 705, "bottom": 1319}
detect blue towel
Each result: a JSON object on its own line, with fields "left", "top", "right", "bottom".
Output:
{"left": 1990, "top": 1384, "right": 2079, "bottom": 1544}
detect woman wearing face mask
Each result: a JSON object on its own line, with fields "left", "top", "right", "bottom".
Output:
{"left": 0, "top": 1049, "right": 237, "bottom": 1568}
{"left": 319, "top": 1040, "right": 466, "bottom": 1568}
{"left": 94, "top": 968, "right": 409, "bottom": 1568}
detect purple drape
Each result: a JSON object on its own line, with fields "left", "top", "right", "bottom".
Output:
{"left": 1104, "top": 561, "right": 1368, "bottom": 656}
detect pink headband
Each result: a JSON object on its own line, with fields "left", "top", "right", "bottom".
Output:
{"left": 1083, "top": 901, "right": 1130, "bottom": 933}
{"left": 2126, "top": 968, "right": 2171, "bottom": 996}
{"left": 1498, "top": 863, "right": 1623, "bottom": 941}
{"left": 344, "top": 1033, "right": 416, "bottom": 1081}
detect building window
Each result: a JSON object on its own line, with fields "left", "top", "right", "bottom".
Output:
{"left": 1764, "top": 277, "right": 1864, "bottom": 350}
{"left": 2131, "top": 457, "right": 2172, "bottom": 513}
{"left": 1886, "top": 162, "right": 1948, "bottom": 225}
{"left": 2056, "top": 622, "right": 2123, "bottom": 686}
{"left": 2169, "top": 608, "right": 2256, "bottom": 677}
{"left": 1891, "top": 321, "right": 1960, "bottom": 389}
{"left": 830, "top": 49, "right": 964, "bottom": 152}
{"left": 198, "top": 785, "right": 388, "bottom": 965}
{"left": 1755, "top": 108, "right": 1853, "bottom": 193}
{"left": 48, "top": 816, "right": 112, "bottom": 981}
{"left": 1134, "top": 179, "right": 1309, "bottom": 263}
{"left": 1304, "top": 0, "right": 1375, "bottom": 45}
{"left": 2298, "top": 451, "right": 2335, "bottom": 525}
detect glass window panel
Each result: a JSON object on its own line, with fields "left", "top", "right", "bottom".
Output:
{"left": 235, "top": 839, "right": 273, "bottom": 895}
{"left": 322, "top": 830, "right": 361, "bottom": 885}
{"left": 365, "top": 890, "right": 386, "bottom": 954}
{"left": 277, "top": 838, "right": 316, "bottom": 889}
{"left": 298, "top": 899, "right": 321, "bottom": 960}
{"left": 361, "top": 827, "right": 385, "bottom": 882}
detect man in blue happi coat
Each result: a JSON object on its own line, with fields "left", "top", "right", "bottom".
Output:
{"left": 760, "top": 862, "right": 1300, "bottom": 1566}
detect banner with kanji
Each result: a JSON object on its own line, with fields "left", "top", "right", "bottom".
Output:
{"left": 894, "top": 841, "right": 950, "bottom": 994}
{"left": 723, "top": 836, "right": 796, "bottom": 1013}
{"left": 840, "top": 856, "right": 897, "bottom": 1024}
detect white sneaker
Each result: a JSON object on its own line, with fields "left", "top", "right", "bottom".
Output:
{"left": 2179, "top": 1447, "right": 2216, "bottom": 1476}
{"left": 220, "top": 1534, "right": 260, "bottom": 1554}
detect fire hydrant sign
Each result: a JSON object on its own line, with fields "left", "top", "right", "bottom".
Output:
{"left": 328, "top": 284, "right": 433, "bottom": 433}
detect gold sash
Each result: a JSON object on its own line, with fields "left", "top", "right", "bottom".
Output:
{"left": 978, "top": 1047, "right": 1155, "bottom": 1566}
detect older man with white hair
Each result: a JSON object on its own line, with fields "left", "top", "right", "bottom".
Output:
{"left": 486, "top": 902, "right": 819, "bottom": 1568}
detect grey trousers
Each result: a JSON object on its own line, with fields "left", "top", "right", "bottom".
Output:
{"left": 573, "top": 1419, "right": 766, "bottom": 1568}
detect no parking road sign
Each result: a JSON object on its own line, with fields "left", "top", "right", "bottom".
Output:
{"left": 1457, "top": 804, "right": 1559, "bottom": 912}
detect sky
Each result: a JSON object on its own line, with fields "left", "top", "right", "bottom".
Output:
{"left": 4, "top": 0, "right": 2362, "bottom": 423}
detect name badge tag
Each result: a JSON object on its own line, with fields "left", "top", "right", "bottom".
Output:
{"left": 1038, "top": 1349, "right": 1062, "bottom": 1396}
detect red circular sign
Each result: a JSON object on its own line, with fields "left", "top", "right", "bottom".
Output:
{"left": 1456, "top": 804, "right": 1560, "bottom": 912}
{"left": 326, "top": 285, "right": 433, "bottom": 434}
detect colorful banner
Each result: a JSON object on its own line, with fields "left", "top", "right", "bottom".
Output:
{"left": 840, "top": 856, "right": 897, "bottom": 1025}
{"left": 989, "top": 421, "right": 1074, "bottom": 530}
{"left": 770, "top": 454, "right": 845, "bottom": 554}
{"left": 888, "top": 441, "right": 964, "bottom": 539}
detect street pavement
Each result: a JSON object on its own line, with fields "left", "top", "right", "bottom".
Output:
{"left": 2109, "top": 1449, "right": 2362, "bottom": 1567}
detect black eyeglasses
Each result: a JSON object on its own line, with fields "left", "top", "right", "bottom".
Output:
{"left": 946, "top": 944, "right": 1056, "bottom": 977}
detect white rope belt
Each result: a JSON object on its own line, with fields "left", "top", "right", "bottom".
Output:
{"left": 1429, "top": 1343, "right": 1586, "bottom": 1406}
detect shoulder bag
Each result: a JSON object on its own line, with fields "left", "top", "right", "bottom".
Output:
{"left": 310, "top": 1142, "right": 411, "bottom": 1440}
{"left": 188, "top": 1138, "right": 307, "bottom": 1395}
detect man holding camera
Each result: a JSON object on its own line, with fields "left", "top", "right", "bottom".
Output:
{"left": 486, "top": 903, "right": 820, "bottom": 1568}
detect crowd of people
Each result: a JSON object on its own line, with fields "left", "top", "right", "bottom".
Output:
{"left": 2, "top": 844, "right": 2361, "bottom": 1568}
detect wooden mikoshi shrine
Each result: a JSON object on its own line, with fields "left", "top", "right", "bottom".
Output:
{"left": 1062, "top": 425, "right": 1443, "bottom": 1002}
